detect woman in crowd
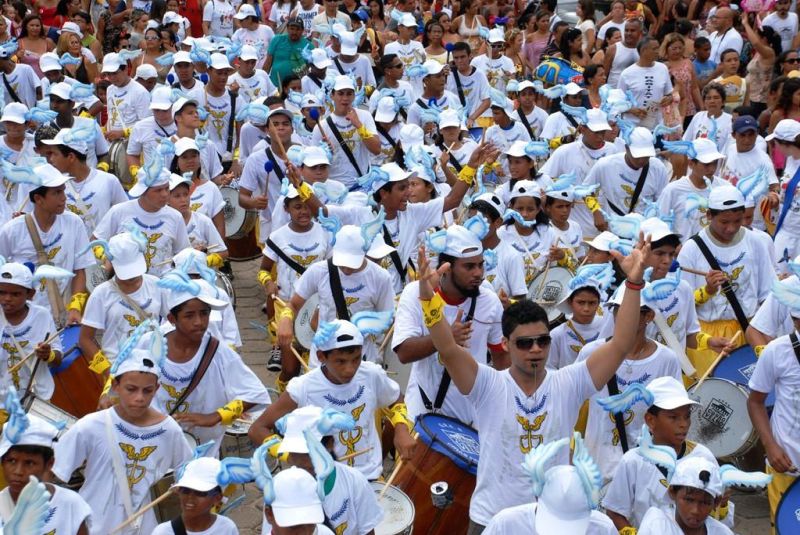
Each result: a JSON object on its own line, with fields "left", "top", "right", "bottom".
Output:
{"left": 17, "top": 14, "right": 56, "bottom": 79}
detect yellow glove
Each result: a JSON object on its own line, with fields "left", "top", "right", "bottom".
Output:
{"left": 457, "top": 165, "right": 476, "bottom": 186}
{"left": 101, "top": 374, "right": 114, "bottom": 396}
{"left": 257, "top": 270, "right": 272, "bottom": 286}
{"left": 275, "top": 376, "right": 288, "bottom": 394}
{"left": 233, "top": 147, "right": 240, "bottom": 160}
{"left": 206, "top": 253, "right": 224, "bottom": 269}
{"left": 420, "top": 292, "right": 445, "bottom": 328}
{"left": 78, "top": 111, "right": 93, "bottom": 120}
{"left": 584, "top": 195, "right": 601, "bottom": 213}
{"left": 297, "top": 181, "right": 314, "bottom": 202}
{"left": 96, "top": 161, "right": 110, "bottom": 172}
{"left": 123, "top": 127, "right": 132, "bottom": 138}
{"left": 216, "top": 399, "right": 244, "bottom": 425}
{"left": 694, "top": 286, "right": 712, "bottom": 305}
{"left": 129, "top": 165, "right": 140, "bottom": 178}
{"left": 712, "top": 503, "right": 729, "bottom": 521}
{"left": 67, "top": 292, "right": 89, "bottom": 313}
{"left": 93, "top": 245, "right": 106, "bottom": 261}
{"left": 89, "top": 349, "right": 111, "bottom": 374}
{"left": 356, "top": 124, "right": 375, "bottom": 140}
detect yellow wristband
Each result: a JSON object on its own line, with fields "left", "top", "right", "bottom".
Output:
{"left": 233, "top": 147, "right": 240, "bottom": 160}
{"left": 67, "top": 292, "right": 89, "bottom": 313}
{"left": 549, "top": 137, "right": 564, "bottom": 150}
{"left": 584, "top": 195, "right": 601, "bottom": 213}
{"left": 0, "top": 409, "right": 7, "bottom": 425}
{"left": 206, "top": 252, "right": 224, "bottom": 269}
{"left": 129, "top": 165, "right": 140, "bottom": 178}
{"left": 694, "top": 286, "right": 711, "bottom": 305}
{"left": 556, "top": 253, "right": 576, "bottom": 270}
{"left": 696, "top": 332, "right": 711, "bottom": 351}
{"left": 123, "top": 128, "right": 132, "bottom": 139}
{"left": 278, "top": 307, "right": 294, "bottom": 322}
{"left": 619, "top": 528, "right": 637, "bottom": 535}
{"left": 46, "top": 350, "right": 57, "bottom": 364}
{"left": 101, "top": 374, "right": 114, "bottom": 396}
{"left": 754, "top": 345, "right": 765, "bottom": 357}
{"left": 457, "top": 165, "right": 476, "bottom": 186}
{"left": 297, "top": 181, "right": 314, "bottom": 202}
{"left": 387, "top": 402, "right": 411, "bottom": 429}
{"left": 89, "top": 349, "right": 110, "bottom": 374}
{"left": 420, "top": 292, "right": 446, "bottom": 328}
{"left": 96, "top": 161, "right": 110, "bottom": 172}
{"left": 78, "top": 110, "right": 93, "bottom": 120}
{"left": 263, "top": 433, "right": 289, "bottom": 461}
{"left": 93, "top": 245, "right": 106, "bottom": 261}
{"left": 356, "top": 125, "right": 374, "bottom": 139}
{"left": 216, "top": 399, "right": 244, "bottom": 425}
{"left": 275, "top": 376, "right": 288, "bottom": 394}
{"left": 257, "top": 270, "right": 272, "bottom": 286}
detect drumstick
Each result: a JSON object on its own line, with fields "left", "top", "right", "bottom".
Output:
{"left": 681, "top": 266, "right": 710, "bottom": 277}
{"left": 110, "top": 489, "right": 175, "bottom": 534}
{"left": 9, "top": 329, "right": 63, "bottom": 375}
{"left": 378, "top": 325, "right": 395, "bottom": 354}
{"left": 337, "top": 446, "right": 373, "bottom": 462}
{"left": 535, "top": 238, "right": 561, "bottom": 296}
{"left": 379, "top": 432, "right": 418, "bottom": 499}
{"left": 270, "top": 295, "right": 311, "bottom": 372}
{"left": 694, "top": 330, "right": 742, "bottom": 390}
{"left": 268, "top": 122, "right": 288, "bottom": 162}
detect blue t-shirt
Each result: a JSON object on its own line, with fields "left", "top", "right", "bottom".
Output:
{"left": 693, "top": 58, "right": 717, "bottom": 81}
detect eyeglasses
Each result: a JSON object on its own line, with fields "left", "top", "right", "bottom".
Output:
{"left": 388, "top": 63, "right": 404, "bottom": 69}
{"left": 176, "top": 487, "right": 220, "bottom": 498}
{"left": 786, "top": 58, "right": 800, "bottom": 63}
{"left": 513, "top": 335, "right": 551, "bottom": 350}
{"left": 490, "top": 43, "right": 504, "bottom": 48}
{"left": 145, "top": 35, "right": 159, "bottom": 41}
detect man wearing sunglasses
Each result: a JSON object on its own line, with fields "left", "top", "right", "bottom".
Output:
{"left": 415, "top": 234, "right": 651, "bottom": 535}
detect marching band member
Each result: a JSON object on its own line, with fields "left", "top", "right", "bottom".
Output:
{"left": 168, "top": 51, "right": 207, "bottom": 105}
{"left": 171, "top": 97, "right": 227, "bottom": 185}
{"left": 228, "top": 45, "right": 278, "bottom": 104}
{"left": 513, "top": 81, "right": 549, "bottom": 140}
{"left": 53, "top": 330, "right": 193, "bottom": 535}
{"left": 261, "top": 466, "right": 336, "bottom": 535}
{"left": 170, "top": 138, "right": 226, "bottom": 243}
{"left": 372, "top": 95, "right": 406, "bottom": 166}
{"left": 414, "top": 228, "right": 649, "bottom": 532}
{"left": 0, "top": 103, "right": 39, "bottom": 207}
{"left": 446, "top": 42, "right": 491, "bottom": 129}
{"left": 46, "top": 82, "right": 109, "bottom": 169}
{"left": 167, "top": 173, "right": 228, "bottom": 259}
{"left": 406, "top": 61, "right": 461, "bottom": 131}
{"left": 202, "top": 53, "right": 248, "bottom": 173}
{"left": 126, "top": 86, "right": 179, "bottom": 173}
{"left": 102, "top": 52, "right": 152, "bottom": 143}
{"left": 494, "top": 141, "right": 552, "bottom": 206}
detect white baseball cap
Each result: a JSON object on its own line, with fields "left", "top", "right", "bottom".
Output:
{"left": 314, "top": 320, "right": 365, "bottom": 352}
{"left": 564, "top": 82, "right": 586, "bottom": 96}
{"left": 163, "top": 11, "right": 184, "bottom": 25}
{"left": 669, "top": 456, "right": 723, "bottom": 497}
{"left": 101, "top": 52, "right": 125, "bottom": 73}
{"left": 135, "top": 63, "right": 158, "bottom": 80}
{"left": 301, "top": 93, "right": 322, "bottom": 109}
{"left": 487, "top": 27, "right": 505, "bottom": 43}
{"left": 35, "top": 164, "right": 72, "bottom": 189}
{"left": 639, "top": 217, "right": 680, "bottom": 243}
{"left": 0, "top": 263, "right": 34, "bottom": 289}
{"left": 472, "top": 191, "right": 505, "bottom": 218}
{"left": 399, "top": 124, "right": 424, "bottom": 151}
{"left": 270, "top": 467, "right": 325, "bottom": 527}
{"left": 115, "top": 348, "right": 161, "bottom": 377}
{"left": 332, "top": 74, "right": 355, "bottom": 92}
{"left": 627, "top": 126, "right": 656, "bottom": 158}
{"left": 422, "top": 59, "right": 444, "bottom": 76}
{"left": 0, "top": 413, "right": 61, "bottom": 459}
{"left": 583, "top": 231, "right": 618, "bottom": 252}
{"left": 708, "top": 183, "right": 745, "bottom": 211}
{"left": 168, "top": 172, "right": 192, "bottom": 191}
{"left": 509, "top": 180, "right": 543, "bottom": 200}
{"left": 518, "top": 80, "right": 536, "bottom": 93}
{"left": 399, "top": 13, "right": 417, "bottom": 27}
{"left": 173, "top": 50, "right": 192, "bottom": 65}
{"left": 648, "top": 376, "right": 699, "bottom": 410}
{"left": 1, "top": 103, "right": 27, "bottom": 124}
{"left": 209, "top": 53, "right": 233, "bottom": 71}
{"left": 235, "top": 3, "right": 258, "bottom": 19}
{"left": 585, "top": 108, "right": 611, "bottom": 132}
{"left": 128, "top": 167, "right": 171, "bottom": 198}
{"left": 504, "top": 140, "right": 532, "bottom": 158}
{"left": 48, "top": 82, "right": 73, "bottom": 101}
{"left": 506, "top": 79, "right": 519, "bottom": 93}
{"left": 39, "top": 52, "right": 61, "bottom": 73}
{"left": 331, "top": 225, "right": 395, "bottom": 268}
{"left": 302, "top": 146, "right": 330, "bottom": 167}
{"left": 439, "top": 108, "right": 461, "bottom": 129}
{"left": 173, "top": 248, "right": 211, "bottom": 274}
{"left": 240, "top": 44, "right": 259, "bottom": 62}
{"left": 691, "top": 137, "right": 725, "bottom": 163}
{"left": 42, "top": 126, "right": 95, "bottom": 155}
{"left": 277, "top": 406, "right": 325, "bottom": 454}
{"left": 364, "top": 162, "right": 413, "bottom": 194}
{"left": 374, "top": 96, "right": 398, "bottom": 123}
{"left": 172, "top": 97, "right": 199, "bottom": 116}
{"left": 163, "top": 277, "right": 227, "bottom": 312}
{"left": 149, "top": 86, "right": 174, "bottom": 111}
{"left": 440, "top": 225, "right": 484, "bottom": 258}
{"left": 61, "top": 21, "right": 83, "bottom": 39}
{"left": 309, "top": 48, "right": 332, "bottom": 69}
{"left": 765, "top": 119, "right": 800, "bottom": 142}
{"left": 534, "top": 465, "right": 593, "bottom": 534}
{"left": 339, "top": 31, "right": 358, "bottom": 56}
{"left": 174, "top": 457, "right": 221, "bottom": 492}
{"left": 107, "top": 232, "right": 148, "bottom": 280}
{"left": 174, "top": 137, "right": 200, "bottom": 156}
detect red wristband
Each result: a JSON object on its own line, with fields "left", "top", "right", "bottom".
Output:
{"left": 625, "top": 279, "right": 645, "bottom": 291}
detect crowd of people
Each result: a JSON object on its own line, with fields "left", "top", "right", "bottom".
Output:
{"left": 0, "top": 0, "right": 796, "bottom": 534}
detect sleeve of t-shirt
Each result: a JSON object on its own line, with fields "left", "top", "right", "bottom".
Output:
{"left": 239, "top": 155, "right": 264, "bottom": 193}
{"left": 293, "top": 262, "right": 322, "bottom": 300}
{"left": 127, "top": 124, "right": 145, "bottom": 155}
{"left": 82, "top": 285, "right": 109, "bottom": 330}
{"left": 92, "top": 205, "right": 115, "bottom": 239}
{"left": 507, "top": 254, "right": 528, "bottom": 297}
{"left": 29, "top": 67, "right": 41, "bottom": 90}
{"left": 172, "top": 214, "right": 191, "bottom": 253}
{"left": 202, "top": 1, "right": 214, "bottom": 23}
{"left": 71, "top": 218, "right": 96, "bottom": 270}
{"left": 392, "top": 282, "right": 423, "bottom": 350}
{"left": 219, "top": 347, "right": 270, "bottom": 404}
{"left": 408, "top": 197, "right": 445, "bottom": 235}
{"left": 372, "top": 364, "right": 401, "bottom": 408}
{"left": 285, "top": 374, "right": 307, "bottom": 405}
{"left": 749, "top": 295, "right": 785, "bottom": 338}
{"left": 601, "top": 454, "right": 636, "bottom": 518}
{"left": 208, "top": 183, "right": 226, "bottom": 216}
{"left": 638, "top": 507, "right": 673, "bottom": 534}
{"left": 267, "top": 34, "right": 280, "bottom": 56}
{"left": 52, "top": 417, "right": 89, "bottom": 482}
{"left": 94, "top": 121, "right": 110, "bottom": 156}
{"left": 108, "top": 176, "right": 129, "bottom": 206}
{"left": 748, "top": 340, "right": 778, "bottom": 394}
{"left": 350, "top": 474, "right": 385, "bottom": 532}
{"left": 487, "top": 296, "right": 504, "bottom": 346}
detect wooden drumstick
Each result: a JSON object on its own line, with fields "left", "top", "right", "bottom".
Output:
{"left": 378, "top": 325, "right": 395, "bottom": 355}
{"left": 9, "top": 329, "right": 64, "bottom": 375}
{"left": 681, "top": 266, "right": 710, "bottom": 277}
{"left": 268, "top": 122, "right": 288, "bottom": 162}
{"left": 110, "top": 489, "right": 174, "bottom": 534}
{"left": 694, "top": 330, "right": 742, "bottom": 389}
{"left": 270, "top": 295, "right": 311, "bottom": 372}
{"left": 535, "top": 238, "right": 561, "bottom": 296}
{"left": 379, "top": 432, "right": 418, "bottom": 499}
{"left": 337, "top": 446, "right": 374, "bottom": 462}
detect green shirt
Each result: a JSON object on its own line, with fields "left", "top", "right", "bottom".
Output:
{"left": 267, "top": 33, "right": 311, "bottom": 87}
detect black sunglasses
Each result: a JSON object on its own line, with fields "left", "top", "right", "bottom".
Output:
{"left": 786, "top": 58, "right": 800, "bottom": 63}
{"left": 513, "top": 335, "right": 551, "bottom": 350}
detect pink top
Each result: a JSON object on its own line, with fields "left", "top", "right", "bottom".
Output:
{"left": 19, "top": 49, "right": 44, "bottom": 79}
{"left": 523, "top": 34, "right": 549, "bottom": 69}
{"left": 669, "top": 58, "right": 696, "bottom": 117}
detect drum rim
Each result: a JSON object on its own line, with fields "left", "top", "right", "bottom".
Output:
{"left": 51, "top": 325, "right": 82, "bottom": 374}
{"left": 775, "top": 473, "right": 800, "bottom": 533}
{"left": 687, "top": 377, "right": 755, "bottom": 457}
{"left": 294, "top": 294, "right": 319, "bottom": 349}
{"left": 415, "top": 413, "right": 479, "bottom": 469}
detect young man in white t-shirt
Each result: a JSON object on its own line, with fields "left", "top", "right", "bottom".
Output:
{"left": 414, "top": 229, "right": 651, "bottom": 532}
{"left": 513, "top": 81, "right": 548, "bottom": 139}
{"left": 446, "top": 42, "right": 491, "bottom": 129}
{"left": 0, "top": 42, "right": 41, "bottom": 108}
{"left": 617, "top": 37, "right": 673, "bottom": 130}
{"left": 127, "top": 86, "right": 179, "bottom": 175}
{"left": 383, "top": 13, "right": 425, "bottom": 81}
{"left": 203, "top": 53, "right": 247, "bottom": 171}
{"left": 330, "top": 31, "right": 376, "bottom": 90}
{"left": 470, "top": 28, "right": 515, "bottom": 123}
{"left": 763, "top": 0, "right": 799, "bottom": 53}
{"left": 202, "top": 0, "right": 235, "bottom": 37}
{"left": 168, "top": 51, "right": 207, "bottom": 106}
{"left": 233, "top": 4, "right": 275, "bottom": 69}
{"left": 228, "top": 45, "right": 277, "bottom": 103}
{"left": 102, "top": 53, "right": 152, "bottom": 143}
{"left": 0, "top": 102, "right": 40, "bottom": 209}
{"left": 47, "top": 81, "right": 109, "bottom": 169}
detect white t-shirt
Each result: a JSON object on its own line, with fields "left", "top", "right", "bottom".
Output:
{"left": 188, "top": 180, "right": 225, "bottom": 220}
{"left": 540, "top": 111, "right": 578, "bottom": 141}
{"left": 550, "top": 220, "right": 584, "bottom": 259}
{"left": 153, "top": 514, "right": 238, "bottom": 535}
{"left": 52, "top": 408, "right": 193, "bottom": 535}
{"left": 485, "top": 239, "right": 527, "bottom": 298}
{"left": 151, "top": 331, "right": 269, "bottom": 455}
{"left": 484, "top": 503, "right": 617, "bottom": 535}
{"left": 597, "top": 20, "right": 625, "bottom": 41}
{"left": 406, "top": 92, "right": 462, "bottom": 129}
{"left": 64, "top": 169, "right": 129, "bottom": 235}
{"left": 719, "top": 145, "right": 778, "bottom": 189}
{"left": 617, "top": 62, "right": 673, "bottom": 129}
{"left": 657, "top": 176, "right": 715, "bottom": 240}
{"left": 229, "top": 70, "right": 277, "bottom": 103}
{"left": 749, "top": 332, "right": 800, "bottom": 470}
{"left": 268, "top": 0, "right": 294, "bottom": 27}
{"left": 578, "top": 340, "right": 682, "bottom": 483}
{"left": 677, "top": 227, "right": 775, "bottom": 322}
{"left": 82, "top": 275, "right": 164, "bottom": 362}
{"left": 371, "top": 121, "right": 402, "bottom": 166}
{"left": 239, "top": 141, "right": 288, "bottom": 224}
{"left": 467, "top": 362, "right": 598, "bottom": 525}
{"left": 127, "top": 116, "right": 178, "bottom": 167}
{"left": 470, "top": 54, "right": 515, "bottom": 97}
{"left": 93, "top": 200, "right": 191, "bottom": 277}
{"left": 186, "top": 211, "right": 226, "bottom": 251}
{"left": 232, "top": 25, "right": 275, "bottom": 69}
{"left": 498, "top": 223, "right": 557, "bottom": 285}
{"left": 0, "top": 303, "right": 60, "bottom": 400}
{"left": 264, "top": 222, "right": 331, "bottom": 301}
{"left": 2, "top": 63, "right": 41, "bottom": 108}
{"left": 709, "top": 28, "right": 744, "bottom": 64}
{"left": 292, "top": 3, "right": 321, "bottom": 36}
{"left": 548, "top": 316, "right": 604, "bottom": 370}
{"left": 204, "top": 90, "right": 248, "bottom": 160}
{"left": 287, "top": 362, "right": 400, "bottom": 480}
{"left": 485, "top": 121, "right": 532, "bottom": 156}
{"left": 320, "top": 463, "right": 384, "bottom": 535}
{"left": 383, "top": 40, "right": 426, "bottom": 83}
{"left": 514, "top": 106, "right": 549, "bottom": 139}
{"left": 638, "top": 505, "right": 734, "bottom": 535}
{"left": 331, "top": 54, "right": 376, "bottom": 89}
{"left": 238, "top": 122, "right": 269, "bottom": 163}
{"left": 106, "top": 79, "right": 152, "bottom": 132}
{"left": 0, "top": 134, "right": 37, "bottom": 208}
{"left": 393, "top": 282, "right": 504, "bottom": 424}
{"left": 0, "top": 484, "right": 93, "bottom": 535}
{"left": 202, "top": 0, "right": 236, "bottom": 37}
{"left": 682, "top": 111, "right": 732, "bottom": 154}
{"left": 311, "top": 109, "right": 377, "bottom": 189}
{"left": 763, "top": 12, "right": 798, "bottom": 53}
{"left": 445, "top": 67, "right": 490, "bottom": 117}
{"left": 585, "top": 152, "right": 669, "bottom": 219}
{"left": 749, "top": 275, "right": 796, "bottom": 338}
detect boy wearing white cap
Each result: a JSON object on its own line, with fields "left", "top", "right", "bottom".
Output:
{"left": 263, "top": 467, "right": 335, "bottom": 534}
{"left": 446, "top": 42, "right": 491, "bottom": 128}
{"left": 331, "top": 31, "right": 376, "bottom": 90}
{"left": 43, "top": 126, "right": 128, "bottom": 235}
{"left": 383, "top": 13, "right": 425, "bottom": 74}
{"left": 203, "top": 53, "right": 247, "bottom": 170}
{"left": 80, "top": 232, "right": 164, "bottom": 366}
{"left": 93, "top": 167, "right": 191, "bottom": 277}
{"left": 494, "top": 141, "right": 552, "bottom": 206}
{"left": 0, "top": 41, "right": 41, "bottom": 109}
{"left": 127, "top": 86, "right": 179, "bottom": 174}
{"left": 483, "top": 92, "right": 532, "bottom": 158}
{"left": 415, "top": 232, "right": 650, "bottom": 533}
{"left": 406, "top": 61, "right": 462, "bottom": 130}
{"left": 310, "top": 75, "right": 381, "bottom": 189}
{"left": 167, "top": 173, "right": 227, "bottom": 257}
{"left": 0, "top": 401, "right": 92, "bottom": 534}
{"left": 371, "top": 95, "right": 405, "bottom": 166}
{"left": 513, "top": 81, "right": 549, "bottom": 139}
{"left": 46, "top": 81, "right": 109, "bottom": 169}
{"left": 102, "top": 52, "right": 152, "bottom": 142}
{"left": 0, "top": 164, "right": 94, "bottom": 327}
{"left": 302, "top": 48, "right": 333, "bottom": 94}
{"left": 539, "top": 83, "right": 588, "bottom": 143}
{"left": 585, "top": 127, "right": 669, "bottom": 232}
{"left": 168, "top": 52, "right": 207, "bottom": 106}
{"left": 0, "top": 102, "right": 38, "bottom": 205}
{"left": 470, "top": 29, "right": 515, "bottom": 120}
{"left": 169, "top": 137, "right": 226, "bottom": 239}
{"left": 53, "top": 339, "right": 193, "bottom": 535}
{"left": 134, "top": 64, "right": 159, "bottom": 93}
{"left": 152, "top": 457, "right": 237, "bottom": 534}
{"left": 233, "top": 6, "right": 276, "bottom": 68}
{"left": 767, "top": 119, "right": 800, "bottom": 261}
{"left": 677, "top": 183, "right": 775, "bottom": 374}
{"left": 228, "top": 45, "right": 278, "bottom": 104}
{"left": 171, "top": 98, "right": 225, "bottom": 182}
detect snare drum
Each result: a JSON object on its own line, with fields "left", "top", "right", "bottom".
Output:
{"left": 109, "top": 139, "right": 134, "bottom": 190}
{"left": 370, "top": 481, "right": 415, "bottom": 535}
{"left": 152, "top": 432, "right": 198, "bottom": 523}
{"left": 220, "top": 409, "right": 277, "bottom": 471}
{"left": 776, "top": 476, "right": 800, "bottom": 535}
{"left": 713, "top": 345, "right": 775, "bottom": 408}
{"left": 528, "top": 267, "right": 574, "bottom": 324}
{"left": 85, "top": 263, "right": 109, "bottom": 293}
{"left": 294, "top": 294, "right": 319, "bottom": 350}
{"left": 25, "top": 396, "right": 77, "bottom": 437}
{"left": 394, "top": 414, "right": 479, "bottom": 535}
{"left": 221, "top": 186, "right": 257, "bottom": 240}
{"left": 688, "top": 378, "right": 759, "bottom": 460}
{"left": 50, "top": 325, "right": 104, "bottom": 418}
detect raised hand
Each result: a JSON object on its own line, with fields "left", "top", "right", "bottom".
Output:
{"left": 610, "top": 233, "right": 651, "bottom": 283}
{"left": 417, "top": 245, "right": 449, "bottom": 301}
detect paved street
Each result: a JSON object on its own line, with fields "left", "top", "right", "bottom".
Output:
{"left": 225, "top": 259, "right": 772, "bottom": 534}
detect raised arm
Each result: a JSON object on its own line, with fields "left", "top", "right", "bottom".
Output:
{"left": 442, "top": 142, "right": 500, "bottom": 212}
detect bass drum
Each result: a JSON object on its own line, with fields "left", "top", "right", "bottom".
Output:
{"left": 528, "top": 266, "right": 574, "bottom": 325}
{"left": 533, "top": 56, "right": 584, "bottom": 86}
{"left": 50, "top": 325, "right": 104, "bottom": 417}
{"left": 221, "top": 186, "right": 261, "bottom": 261}
{"left": 108, "top": 139, "right": 134, "bottom": 191}
{"left": 85, "top": 263, "right": 109, "bottom": 293}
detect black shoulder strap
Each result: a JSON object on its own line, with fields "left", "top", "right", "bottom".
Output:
{"left": 266, "top": 238, "right": 306, "bottom": 275}
{"left": 607, "top": 373, "right": 630, "bottom": 453}
{"left": 518, "top": 108, "right": 534, "bottom": 139}
{"left": 436, "top": 141, "right": 463, "bottom": 172}
{"left": 2, "top": 74, "right": 21, "bottom": 104}
{"left": 326, "top": 116, "right": 363, "bottom": 176}
{"left": 327, "top": 258, "right": 350, "bottom": 321}
{"left": 382, "top": 225, "right": 405, "bottom": 283}
{"left": 375, "top": 123, "right": 399, "bottom": 152}
{"left": 264, "top": 147, "right": 286, "bottom": 180}
{"left": 226, "top": 90, "right": 237, "bottom": 154}
{"left": 415, "top": 98, "right": 430, "bottom": 110}
{"left": 333, "top": 56, "right": 346, "bottom": 75}
{"left": 171, "top": 81, "right": 181, "bottom": 89}
{"left": 452, "top": 70, "right": 466, "bottom": 108}
{"left": 607, "top": 162, "right": 650, "bottom": 216}
{"left": 790, "top": 333, "right": 800, "bottom": 367}
{"left": 308, "top": 73, "right": 323, "bottom": 88}
{"left": 419, "top": 296, "right": 478, "bottom": 411}
{"left": 169, "top": 337, "right": 220, "bottom": 416}
{"left": 563, "top": 109, "right": 579, "bottom": 128}
{"left": 690, "top": 235, "right": 750, "bottom": 331}
{"left": 171, "top": 518, "right": 188, "bottom": 535}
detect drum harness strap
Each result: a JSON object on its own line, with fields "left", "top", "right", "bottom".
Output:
{"left": 110, "top": 279, "right": 152, "bottom": 321}
{"left": 375, "top": 123, "right": 399, "bottom": 153}
{"left": 326, "top": 116, "right": 364, "bottom": 177}
{"left": 168, "top": 336, "right": 220, "bottom": 417}
{"left": 436, "top": 140, "right": 463, "bottom": 172}
{"left": 452, "top": 69, "right": 467, "bottom": 108}
{"left": 1, "top": 73, "right": 20, "bottom": 104}
{"left": 607, "top": 162, "right": 649, "bottom": 216}
{"left": 518, "top": 108, "right": 535, "bottom": 139}
{"left": 225, "top": 90, "right": 238, "bottom": 157}
{"left": 690, "top": 235, "right": 750, "bottom": 331}
{"left": 24, "top": 214, "right": 67, "bottom": 327}
{"left": 327, "top": 258, "right": 350, "bottom": 321}
{"left": 265, "top": 239, "right": 306, "bottom": 275}
{"left": 105, "top": 409, "right": 140, "bottom": 533}
{"left": 789, "top": 332, "right": 800, "bottom": 365}
{"left": 382, "top": 225, "right": 411, "bottom": 284}
{"left": 264, "top": 147, "right": 286, "bottom": 181}
{"left": 420, "top": 295, "right": 477, "bottom": 412}
{"left": 603, "top": 337, "right": 631, "bottom": 454}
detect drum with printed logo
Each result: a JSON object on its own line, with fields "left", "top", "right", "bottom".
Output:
{"left": 221, "top": 185, "right": 261, "bottom": 261}
{"left": 50, "top": 325, "right": 104, "bottom": 418}
{"left": 85, "top": 263, "right": 110, "bottom": 293}
{"left": 371, "top": 482, "right": 415, "bottom": 535}
{"left": 393, "top": 414, "right": 479, "bottom": 534}
{"left": 533, "top": 56, "right": 584, "bottom": 86}
{"left": 776, "top": 475, "right": 800, "bottom": 534}
{"left": 713, "top": 345, "right": 775, "bottom": 409}
{"left": 528, "top": 266, "right": 574, "bottom": 325}
{"left": 109, "top": 139, "right": 134, "bottom": 191}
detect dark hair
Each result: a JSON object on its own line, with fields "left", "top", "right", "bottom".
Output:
{"left": 501, "top": 299, "right": 549, "bottom": 337}
{"left": 578, "top": 0, "right": 595, "bottom": 21}
{"left": 675, "top": 17, "right": 693, "bottom": 36}
{"left": 72, "top": 11, "right": 91, "bottom": 24}
{"left": 149, "top": 0, "right": 167, "bottom": 22}
{"left": 468, "top": 199, "right": 501, "bottom": 222}
{"left": 422, "top": 20, "right": 444, "bottom": 47}
{"left": 695, "top": 36, "right": 710, "bottom": 48}
{"left": 636, "top": 36, "right": 657, "bottom": 53}
{"left": 719, "top": 48, "right": 740, "bottom": 64}
{"left": 29, "top": 185, "right": 53, "bottom": 203}
{"left": 701, "top": 82, "right": 726, "bottom": 102}
{"left": 733, "top": 104, "right": 759, "bottom": 119}
{"left": 11, "top": 2, "right": 28, "bottom": 20}
{"left": 568, "top": 286, "right": 601, "bottom": 302}
{"left": 506, "top": 196, "right": 549, "bottom": 227}
{"left": 777, "top": 77, "right": 800, "bottom": 116}
{"left": 34, "top": 124, "right": 59, "bottom": 147}
{"left": 2, "top": 444, "right": 54, "bottom": 464}
{"left": 264, "top": 95, "right": 284, "bottom": 107}
{"left": 452, "top": 41, "right": 471, "bottom": 55}
{"left": 758, "top": 25, "right": 783, "bottom": 58}
{"left": 53, "top": 144, "right": 88, "bottom": 162}
{"left": 776, "top": 50, "right": 799, "bottom": 76}
{"left": 650, "top": 234, "right": 680, "bottom": 250}
{"left": 602, "top": 27, "right": 621, "bottom": 50}
{"left": 19, "top": 14, "right": 44, "bottom": 39}
{"left": 320, "top": 345, "right": 361, "bottom": 358}
{"left": 380, "top": 53, "right": 398, "bottom": 70}
{"left": 368, "top": 0, "right": 385, "bottom": 21}
{"left": 559, "top": 27, "right": 583, "bottom": 60}
{"left": 583, "top": 63, "right": 603, "bottom": 85}
{"left": 55, "top": 0, "right": 71, "bottom": 17}
{"left": 707, "top": 206, "right": 745, "bottom": 217}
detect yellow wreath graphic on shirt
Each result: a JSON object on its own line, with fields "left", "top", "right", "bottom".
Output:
{"left": 517, "top": 413, "right": 547, "bottom": 454}
{"left": 119, "top": 443, "right": 158, "bottom": 487}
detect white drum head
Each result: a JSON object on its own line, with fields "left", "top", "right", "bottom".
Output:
{"left": 85, "top": 263, "right": 109, "bottom": 293}
{"left": 688, "top": 378, "right": 752, "bottom": 459}
{"left": 370, "top": 482, "right": 414, "bottom": 535}
{"left": 221, "top": 186, "right": 246, "bottom": 237}
{"left": 528, "top": 266, "right": 573, "bottom": 322}
{"left": 295, "top": 294, "right": 319, "bottom": 350}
